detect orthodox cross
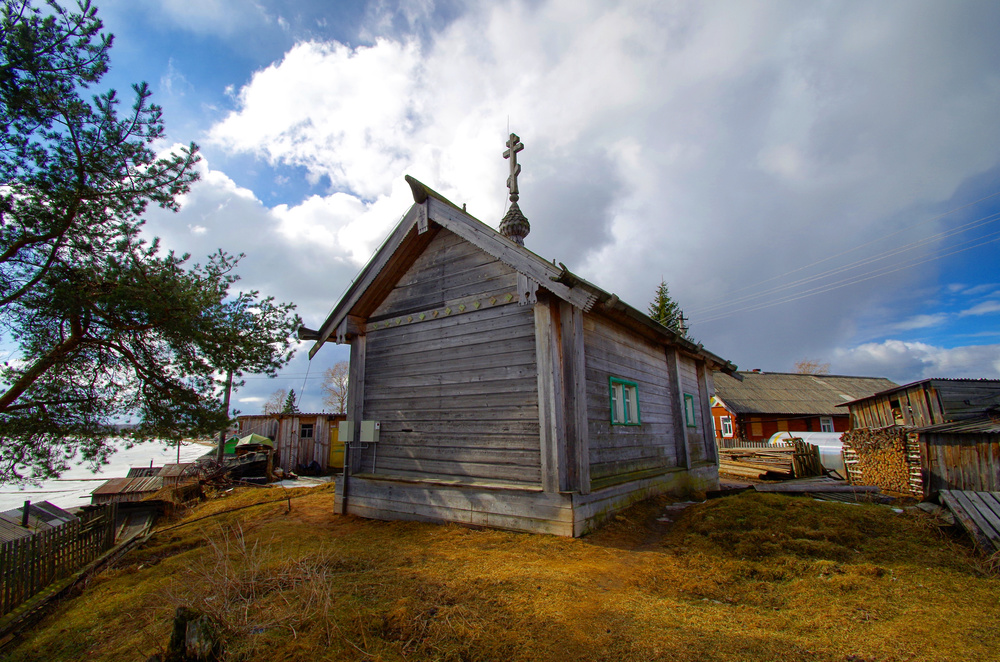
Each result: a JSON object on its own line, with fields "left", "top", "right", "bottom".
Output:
{"left": 503, "top": 133, "right": 524, "bottom": 202}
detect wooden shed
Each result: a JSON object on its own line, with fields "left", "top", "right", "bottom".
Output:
{"left": 303, "top": 175, "right": 738, "bottom": 536}
{"left": 839, "top": 378, "right": 1000, "bottom": 498}
{"left": 236, "top": 413, "right": 346, "bottom": 474}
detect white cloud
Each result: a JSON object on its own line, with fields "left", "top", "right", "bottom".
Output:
{"left": 834, "top": 340, "right": 1000, "bottom": 382}
{"left": 201, "top": 0, "right": 1000, "bottom": 374}
{"left": 960, "top": 300, "right": 1000, "bottom": 317}
{"left": 893, "top": 313, "right": 949, "bottom": 331}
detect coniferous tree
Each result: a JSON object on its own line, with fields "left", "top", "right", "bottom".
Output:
{"left": 648, "top": 279, "right": 690, "bottom": 339}
{"left": 282, "top": 389, "right": 300, "bottom": 414}
{"left": 0, "top": 1, "right": 300, "bottom": 483}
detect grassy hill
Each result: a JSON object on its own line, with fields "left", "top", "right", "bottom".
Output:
{"left": 5, "top": 483, "right": 999, "bottom": 661}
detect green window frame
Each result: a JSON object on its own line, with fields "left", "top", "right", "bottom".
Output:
{"left": 684, "top": 393, "right": 697, "bottom": 428}
{"left": 609, "top": 377, "right": 641, "bottom": 426}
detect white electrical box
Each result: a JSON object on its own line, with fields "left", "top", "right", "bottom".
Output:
{"left": 360, "top": 420, "right": 380, "bottom": 443}
{"left": 338, "top": 420, "right": 354, "bottom": 442}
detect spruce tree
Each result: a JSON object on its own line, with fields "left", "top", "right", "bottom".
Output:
{"left": 282, "top": 389, "right": 300, "bottom": 414}
{"left": 648, "top": 279, "right": 690, "bottom": 339}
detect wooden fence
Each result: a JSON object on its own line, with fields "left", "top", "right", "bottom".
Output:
{"left": 718, "top": 438, "right": 790, "bottom": 450}
{"left": 0, "top": 503, "right": 118, "bottom": 617}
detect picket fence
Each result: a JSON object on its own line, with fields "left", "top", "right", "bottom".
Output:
{"left": 0, "top": 503, "right": 118, "bottom": 617}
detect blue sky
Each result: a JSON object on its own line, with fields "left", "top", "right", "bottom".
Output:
{"left": 73, "top": 0, "right": 1000, "bottom": 410}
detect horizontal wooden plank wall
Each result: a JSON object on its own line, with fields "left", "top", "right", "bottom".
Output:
{"left": 359, "top": 229, "right": 541, "bottom": 487}
{"left": 343, "top": 476, "right": 574, "bottom": 536}
{"left": 583, "top": 314, "right": 679, "bottom": 486}
{"left": 935, "top": 381, "right": 1000, "bottom": 420}
{"left": 922, "top": 431, "right": 1000, "bottom": 495}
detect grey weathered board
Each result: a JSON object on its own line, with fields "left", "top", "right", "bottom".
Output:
{"left": 360, "top": 229, "right": 541, "bottom": 487}
{"left": 939, "top": 489, "right": 1000, "bottom": 553}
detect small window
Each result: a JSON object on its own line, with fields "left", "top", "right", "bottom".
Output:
{"left": 684, "top": 393, "right": 697, "bottom": 428}
{"left": 720, "top": 416, "right": 733, "bottom": 438}
{"left": 300, "top": 423, "right": 314, "bottom": 439}
{"left": 609, "top": 377, "right": 640, "bottom": 425}
{"left": 819, "top": 417, "right": 834, "bottom": 433}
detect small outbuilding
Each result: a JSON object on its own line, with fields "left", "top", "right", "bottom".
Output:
{"left": 303, "top": 143, "right": 738, "bottom": 536}
{"left": 839, "top": 378, "right": 1000, "bottom": 497}
{"left": 236, "top": 413, "right": 347, "bottom": 474}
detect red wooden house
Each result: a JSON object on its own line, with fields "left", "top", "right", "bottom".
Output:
{"left": 712, "top": 371, "right": 896, "bottom": 443}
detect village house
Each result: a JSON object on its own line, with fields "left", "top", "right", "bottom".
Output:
{"left": 712, "top": 371, "right": 896, "bottom": 443}
{"left": 236, "top": 412, "right": 347, "bottom": 474}
{"left": 300, "top": 135, "right": 739, "bottom": 536}
{"left": 839, "top": 378, "right": 1000, "bottom": 498}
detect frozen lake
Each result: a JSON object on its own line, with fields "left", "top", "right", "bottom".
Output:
{"left": 0, "top": 440, "right": 215, "bottom": 511}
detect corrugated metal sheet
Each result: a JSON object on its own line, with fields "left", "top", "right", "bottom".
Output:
{"left": 91, "top": 476, "right": 163, "bottom": 497}
{"left": 714, "top": 372, "right": 897, "bottom": 416}
{"left": 156, "top": 463, "right": 196, "bottom": 479}
{"left": 127, "top": 466, "right": 161, "bottom": 478}
{"left": 0, "top": 501, "right": 78, "bottom": 542}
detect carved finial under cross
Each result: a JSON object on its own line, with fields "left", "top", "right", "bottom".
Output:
{"left": 503, "top": 133, "right": 524, "bottom": 202}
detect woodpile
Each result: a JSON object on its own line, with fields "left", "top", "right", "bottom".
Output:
{"left": 841, "top": 427, "right": 922, "bottom": 496}
{"left": 718, "top": 440, "right": 823, "bottom": 480}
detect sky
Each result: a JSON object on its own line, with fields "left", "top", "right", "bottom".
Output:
{"left": 80, "top": 0, "right": 1000, "bottom": 411}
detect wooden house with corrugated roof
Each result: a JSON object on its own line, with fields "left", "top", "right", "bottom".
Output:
{"left": 712, "top": 371, "right": 897, "bottom": 443}
{"left": 300, "top": 136, "right": 739, "bottom": 536}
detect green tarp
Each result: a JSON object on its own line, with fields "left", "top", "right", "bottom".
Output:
{"left": 236, "top": 433, "right": 273, "bottom": 448}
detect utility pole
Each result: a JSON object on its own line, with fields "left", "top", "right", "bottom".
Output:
{"left": 216, "top": 369, "right": 233, "bottom": 463}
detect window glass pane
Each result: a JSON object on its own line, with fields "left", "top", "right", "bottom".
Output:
{"left": 622, "top": 387, "right": 632, "bottom": 423}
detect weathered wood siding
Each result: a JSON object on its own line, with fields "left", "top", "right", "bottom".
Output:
{"left": 239, "top": 415, "right": 338, "bottom": 473}
{"left": 583, "top": 314, "right": 679, "bottom": 486}
{"left": 358, "top": 229, "right": 541, "bottom": 486}
{"left": 920, "top": 431, "right": 1000, "bottom": 496}
{"left": 237, "top": 416, "right": 279, "bottom": 439}
{"left": 678, "top": 354, "right": 714, "bottom": 463}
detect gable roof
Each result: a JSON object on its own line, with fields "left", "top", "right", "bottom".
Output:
{"left": 714, "top": 371, "right": 897, "bottom": 415}
{"left": 306, "top": 175, "right": 738, "bottom": 374}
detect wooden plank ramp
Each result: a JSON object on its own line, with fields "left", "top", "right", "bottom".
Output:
{"left": 939, "top": 490, "right": 1000, "bottom": 554}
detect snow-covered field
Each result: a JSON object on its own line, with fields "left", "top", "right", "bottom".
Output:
{"left": 0, "top": 440, "right": 215, "bottom": 511}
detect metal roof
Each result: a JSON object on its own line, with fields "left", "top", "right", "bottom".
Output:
{"left": 0, "top": 501, "right": 78, "bottom": 543}
{"left": 714, "top": 371, "right": 898, "bottom": 416}
{"left": 91, "top": 476, "right": 163, "bottom": 497}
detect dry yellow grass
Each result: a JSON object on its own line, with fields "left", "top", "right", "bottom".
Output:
{"left": 5, "top": 484, "right": 999, "bottom": 662}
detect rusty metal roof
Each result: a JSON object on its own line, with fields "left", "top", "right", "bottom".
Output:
{"left": 91, "top": 476, "right": 163, "bottom": 497}
{"left": 714, "top": 371, "right": 898, "bottom": 416}
{"left": 156, "top": 463, "right": 196, "bottom": 479}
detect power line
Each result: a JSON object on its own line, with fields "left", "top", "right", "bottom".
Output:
{"left": 690, "top": 208, "right": 1000, "bottom": 317}
{"left": 690, "top": 190, "right": 1000, "bottom": 315}
{"left": 698, "top": 230, "right": 1000, "bottom": 324}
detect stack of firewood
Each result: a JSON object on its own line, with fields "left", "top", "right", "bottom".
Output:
{"left": 841, "top": 427, "right": 914, "bottom": 494}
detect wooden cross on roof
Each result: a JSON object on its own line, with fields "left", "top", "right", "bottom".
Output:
{"left": 503, "top": 133, "right": 524, "bottom": 202}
